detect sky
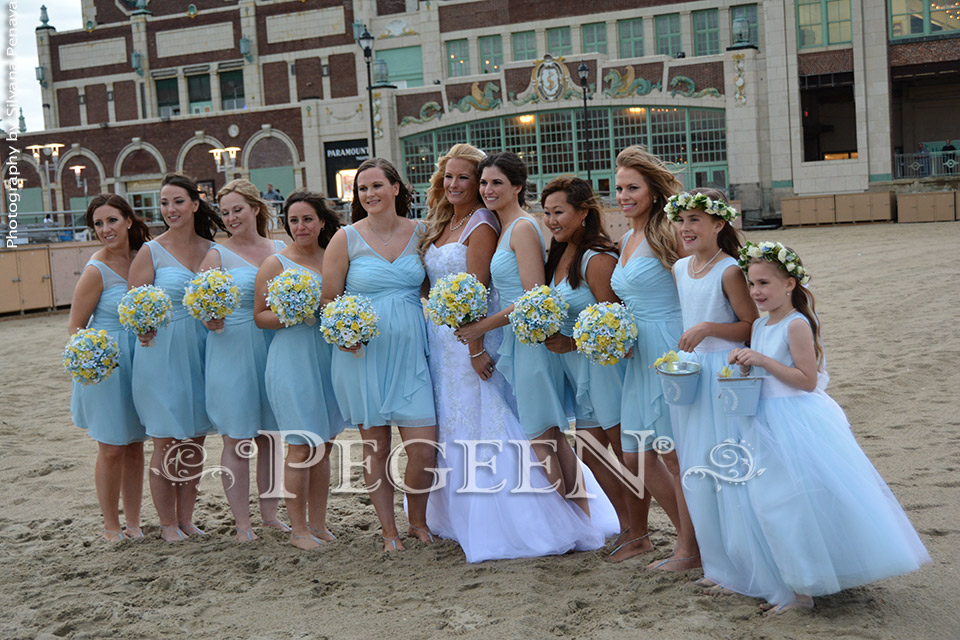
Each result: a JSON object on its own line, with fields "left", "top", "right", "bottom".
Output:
{"left": 6, "top": 1, "right": 83, "bottom": 134}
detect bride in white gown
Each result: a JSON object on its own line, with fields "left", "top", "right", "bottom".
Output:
{"left": 415, "top": 144, "right": 618, "bottom": 562}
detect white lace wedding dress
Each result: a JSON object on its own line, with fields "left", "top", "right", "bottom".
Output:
{"left": 420, "top": 211, "right": 618, "bottom": 562}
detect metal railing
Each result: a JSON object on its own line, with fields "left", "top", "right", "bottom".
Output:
{"left": 894, "top": 150, "right": 959, "bottom": 179}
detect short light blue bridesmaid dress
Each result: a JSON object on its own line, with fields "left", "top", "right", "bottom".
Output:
{"left": 490, "top": 216, "right": 567, "bottom": 438}
{"left": 131, "top": 240, "right": 213, "bottom": 440}
{"left": 552, "top": 248, "right": 625, "bottom": 430}
{"left": 609, "top": 230, "right": 683, "bottom": 452}
{"left": 70, "top": 260, "right": 146, "bottom": 445}
{"left": 330, "top": 223, "right": 436, "bottom": 428}
{"left": 264, "top": 254, "right": 347, "bottom": 445}
{"left": 729, "top": 312, "right": 930, "bottom": 605}
{"left": 204, "top": 241, "right": 285, "bottom": 439}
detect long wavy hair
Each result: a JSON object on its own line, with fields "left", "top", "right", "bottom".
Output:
{"left": 85, "top": 193, "right": 151, "bottom": 250}
{"left": 689, "top": 187, "right": 743, "bottom": 258}
{"left": 615, "top": 145, "right": 682, "bottom": 270}
{"left": 541, "top": 176, "right": 616, "bottom": 290}
{"left": 216, "top": 179, "right": 274, "bottom": 238}
{"left": 283, "top": 189, "right": 342, "bottom": 248}
{"left": 350, "top": 158, "right": 412, "bottom": 222}
{"left": 160, "top": 173, "right": 225, "bottom": 240}
{"left": 418, "top": 143, "right": 486, "bottom": 258}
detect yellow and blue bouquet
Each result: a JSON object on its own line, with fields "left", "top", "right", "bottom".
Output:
{"left": 62, "top": 328, "right": 121, "bottom": 385}
{"left": 573, "top": 302, "right": 639, "bottom": 366}
{"left": 265, "top": 268, "right": 322, "bottom": 327}
{"left": 118, "top": 285, "right": 174, "bottom": 346}
{"left": 182, "top": 269, "right": 241, "bottom": 329}
{"left": 508, "top": 285, "right": 568, "bottom": 345}
{"left": 426, "top": 272, "right": 488, "bottom": 328}
{"left": 320, "top": 294, "right": 380, "bottom": 357}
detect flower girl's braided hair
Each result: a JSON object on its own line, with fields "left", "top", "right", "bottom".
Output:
{"left": 739, "top": 241, "right": 823, "bottom": 367}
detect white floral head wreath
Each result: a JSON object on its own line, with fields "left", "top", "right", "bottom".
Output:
{"left": 664, "top": 191, "right": 740, "bottom": 223}
{"left": 738, "top": 241, "right": 811, "bottom": 286}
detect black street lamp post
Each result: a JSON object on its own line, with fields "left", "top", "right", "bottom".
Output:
{"left": 358, "top": 27, "right": 377, "bottom": 158}
{"left": 577, "top": 62, "right": 592, "bottom": 183}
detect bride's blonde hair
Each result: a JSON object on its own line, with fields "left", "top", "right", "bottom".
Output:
{"left": 418, "top": 143, "right": 486, "bottom": 258}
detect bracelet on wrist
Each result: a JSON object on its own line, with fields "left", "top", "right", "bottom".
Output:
{"left": 469, "top": 349, "right": 486, "bottom": 359}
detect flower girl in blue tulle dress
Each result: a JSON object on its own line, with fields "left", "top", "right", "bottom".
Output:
{"left": 725, "top": 242, "right": 930, "bottom": 613}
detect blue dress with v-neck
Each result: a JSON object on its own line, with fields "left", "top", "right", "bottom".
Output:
{"left": 70, "top": 259, "right": 146, "bottom": 445}
{"left": 204, "top": 241, "right": 284, "bottom": 439}
{"left": 131, "top": 240, "right": 213, "bottom": 440}
{"left": 330, "top": 223, "right": 436, "bottom": 428}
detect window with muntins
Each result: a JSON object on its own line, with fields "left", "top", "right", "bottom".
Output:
{"left": 693, "top": 9, "right": 720, "bottom": 55}
{"left": 219, "top": 70, "right": 245, "bottom": 110}
{"left": 447, "top": 39, "right": 470, "bottom": 78}
{"left": 656, "top": 14, "right": 682, "bottom": 56}
{"left": 479, "top": 35, "right": 503, "bottom": 73}
{"left": 582, "top": 23, "right": 608, "bottom": 54}
{"left": 155, "top": 78, "right": 179, "bottom": 117}
{"left": 512, "top": 31, "right": 537, "bottom": 61}
{"left": 730, "top": 4, "right": 760, "bottom": 46}
{"left": 890, "top": 0, "right": 960, "bottom": 38}
{"left": 618, "top": 18, "right": 644, "bottom": 57}
{"left": 798, "top": 0, "right": 852, "bottom": 47}
{"left": 547, "top": 27, "right": 572, "bottom": 56}
{"left": 187, "top": 74, "right": 211, "bottom": 114}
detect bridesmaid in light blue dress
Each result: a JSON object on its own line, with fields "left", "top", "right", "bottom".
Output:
{"left": 726, "top": 252, "right": 929, "bottom": 612}
{"left": 607, "top": 146, "right": 693, "bottom": 564}
{"left": 68, "top": 194, "right": 151, "bottom": 541}
{"left": 320, "top": 159, "right": 438, "bottom": 552}
{"left": 129, "top": 173, "right": 224, "bottom": 543}
{"left": 454, "top": 152, "right": 588, "bottom": 516}
{"left": 539, "top": 176, "right": 631, "bottom": 541}
{"left": 199, "top": 179, "right": 286, "bottom": 542}
{"left": 256, "top": 189, "right": 347, "bottom": 551}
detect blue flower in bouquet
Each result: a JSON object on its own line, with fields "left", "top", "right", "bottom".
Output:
{"left": 265, "top": 268, "right": 322, "bottom": 327}
{"left": 62, "top": 328, "right": 121, "bottom": 385}
{"left": 320, "top": 294, "right": 380, "bottom": 348}
{"left": 118, "top": 285, "right": 174, "bottom": 335}
{"left": 183, "top": 268, "right": 241, "bottom": 322}
{"left": 573, "top": 302, "right": 638, "bottom": 365}
{"left": 508, "top": 285, "right": 568, "bottom": 345}
{"left": 426, "top": 272, "right": 488, "bottom": 328}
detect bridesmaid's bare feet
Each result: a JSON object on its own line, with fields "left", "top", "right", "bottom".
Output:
{"left": 290, "top": 533, "right": 324, "bottom": 550}
{"left": 607, "top": 532, "right": 655, "bottom": 563}
{"left": 407, "top": 525, "right": 436, "bottom": 545}
{"left": 382, "top": 535, "right": 405, "bottom": 552}
{"left": 647, "top": 552, "right": 701, "bottom": 572}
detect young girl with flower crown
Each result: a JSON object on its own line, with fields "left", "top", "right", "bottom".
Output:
{"left": 655, "top": 188, "right": 758, "bottom": 577}
{"left": 721, "top": 242, "right": 930, "bottom": 614}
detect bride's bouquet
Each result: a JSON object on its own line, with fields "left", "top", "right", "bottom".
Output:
{"left": 118, "top": 285, "right": 173, "bottom": 346}
{"left": 182, "top": 269, "right": 241, "bottom": 330}
{"left": 573, "top": 302, "right": 638, "bottom": 366}
{"left": 426, "top": 272, "right": 488, "bottom": 328}
{"left": 508, "top": 285, "right": 568, "bottom": 345}
{"left": 320, "top": 294, "right": 380, "bottom": 357}
{"left": 62, "top": 328, "right": 121, "bottom": 385}
{"left": 265, "top": 268, "right": 322, "bottom": 327}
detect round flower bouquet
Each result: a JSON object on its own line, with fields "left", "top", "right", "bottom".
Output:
{"left": 118, "top": 285, "right": 173, "bottom": 347}
{"left": 573, "top": 302, "right": 639, "bottom": 365}
{"left": 182, "top": 268, "right": 241, "bottom": 331}
{"left": 320, "top": 294, "right": 381, "bottom": 358}
{"left": 508, "top": 285, "right": 568, "bottom": 345}
{"left": 426, "top": 272, "right": 488, "bottom": 328}
{"left": 62, "top": 328, "right": 121, "bottom": 385}
{"left": 265, "top": 268, "right": 322, "bottom": 327}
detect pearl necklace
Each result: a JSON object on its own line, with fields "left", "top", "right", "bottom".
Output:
{"left": 691, "top": 248, "right": 724, "bottom": 275}
{"left": 449, "top": 203, "right": 479, "bottom": 232}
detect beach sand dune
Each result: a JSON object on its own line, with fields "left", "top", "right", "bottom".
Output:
{"left": 0, "top": 222, "right": 958, "bottom": 639}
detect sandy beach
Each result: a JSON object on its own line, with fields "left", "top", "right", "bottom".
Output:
{"left": 0, "top": 221, "right": 958, "bottom": 640}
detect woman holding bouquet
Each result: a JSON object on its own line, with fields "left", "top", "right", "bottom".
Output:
{"left": 321, "top": 158, "right": 439, "bottom": 552}
{"left": 454, "top": 153, "right": 593, "bottom": 517}
{"left": 255, "top": 189, "right": 346, "bottom": 550}
{"left": 68, "top": 195, "right": 150, "bottom": 541}
{"left": 129, "top": 173, "right": 224, "bottom": 542}
{"left": 419, "top": 145, "right": 611, "bottom": 561}
{"left": 607, "top": 146, "right": 693, "bottom": 565}
{"left": 539, "top": 176, "right": 633, "bottom": 547}
{"left": 198, "top": 179, "right": 287, "bottom": 542}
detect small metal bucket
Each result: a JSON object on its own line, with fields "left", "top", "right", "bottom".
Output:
{"left": 657, "top": 360, "right": 701, "bottom": 406}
